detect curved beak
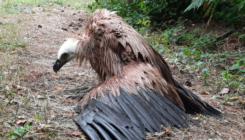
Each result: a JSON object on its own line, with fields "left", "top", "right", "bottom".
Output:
{"left": 53, "top": 59, "right": 63, "bottom": 73}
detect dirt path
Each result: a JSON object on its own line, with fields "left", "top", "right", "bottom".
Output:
{"left": 4, "top": 4, "right": 244, "bottom": 140}
{"left": 14, "top": 5, "right": 98, "bottom": 139}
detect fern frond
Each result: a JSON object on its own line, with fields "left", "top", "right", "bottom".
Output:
{"left": 184, "top": 0, "right": 205, "bottom": 12}
{"left": 237, "top": 0, "right": 245, "bottom": 11}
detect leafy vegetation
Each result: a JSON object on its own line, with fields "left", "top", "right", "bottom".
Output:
{"left": 164, "top": 27, "right": 244, "bottom": 87}
{"left": 89, "top": 0, "right": 245, "bottom": 27}
{"left": 0, "top": 20, "right": 27, "bottom": 52}
{"left": 88, "top": 0, "right": 194, "bottom": 28}
{"left": 219, "top": 59, "right": 245, "bottom": 88}
{"left": 135, "top": 21, "right": 245, "bottom": 91}
{"left": 3, "top": 120, "right": 35, "bottom": 139}
{"left": 87, "top": 0, "right": 245, "bottom": 128}
{"left": 185, "top": 0, "right": 245, "bottom": 25}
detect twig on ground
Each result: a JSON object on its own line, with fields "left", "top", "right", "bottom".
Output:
{"left": 23, "top": 133, "right": 44, "bottom": 138}
{"left": 14, "top": 102, "right": 19, "bottom": 122}
{"left": 63, "top": 86, "right": 90, "bottom": 92}
{"left": 65, "top": 93, "right": 87, "bottom": 99}
{"left": 215, "top": 29, "right": 234, "bottom": 42}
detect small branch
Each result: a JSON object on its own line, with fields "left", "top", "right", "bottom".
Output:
{"left": 226, "top": 58, "right": 241, "bottom": 60}
{"left": 23, "top": 133, "right": 43, "bottom": 138}
{"left": 156, "top": 28, "right": 164, "bottom": 34}
{"left": 14, "top": 102, "right": 19, "bottom": 122}
{"left": 66, "top": 93, "right": 87, "bottom": 99}
{"left": 215, "top": 29, "right": 234, "bottom": 42}
{"left": 63, "top": 86, "right": 90, "bottom": 92}
{"left": 64, "top": 86, "right": 93, "bottom": 99}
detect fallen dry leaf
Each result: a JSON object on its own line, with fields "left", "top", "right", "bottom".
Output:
{"left": 195, "top": 69, "right": 200, "bottom": 73}
{"left": 17, "top": 85, "right": 23, "bottom": 90}
{"left": 55, "top": 87, "right": 63, "bottom": 92}
{"left": 17, "top": 116, "right": 26, "bottom": 119}
{"left": 63, "top": 112, "right": 74, "bottom": 117}
{"left": 35, "top": 124, "right": 55, "bottom": 133}
{"left": 10, "top": 51, "right": 17, "bottom": 54}
{"left": 82, "top": 135, "right": 87, "bottom": 138}
{"left": 62, "top": 99, "right": 76, "bottom": 104}
{"left": 37, "top": 95, "right": 46, "bottom": 99}
{"left": 69, "top": 131, "right": 82, "bottom": 137}
{"left": 154, "top": 131, "right": 166, "bottom": 136}
{"left": 238, "top": 99, "right": 244, "bottom": 104}
{"left": 16, "top": 119, "right": 27, "bottom": 126}
{"left": 17, "top": 92, "right": 24, "bottom": 96}
{"left": 201, "top": 91, "right": 209, "bottom": 95}
{"left": 220, "top": 88, "right": 229, "bottom": 94}
{"left": 17, "top": 50, "right": 22, "bottom": 55}
{"left": 2, "top": 16, "right": 8, "bottom": 19}
{"left": 193, "top": 116, "right": 202, "bottom": 120}
{"left": 29, "top": 119, "right": 34, "bottom": 125}
{"left": 229, "top": 96, "right": 239, "bottom": 101}
{"left": 210, "top": 70, "right": 217, "bottom": 74}
{"left": 12, "top": 84, "right": 17, "bottom": 88}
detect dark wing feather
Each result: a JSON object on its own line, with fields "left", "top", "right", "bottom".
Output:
{"left": 176, "top": 82, "right": 222, "bottom": 117}
{"left": 115, "top": 94, "right": 145, "bottom": 130}
{"left": 90, "top": 122, "right": 112, "bottom": 140}
{"left": 120, "top": 89, "right": 162, "bottom": 132}
{"left": 74, "top": 86, "right": 196, "bottom": 140}
{"left": 93, "top": 115, "right": 127, "bottom": 140}
{"left": 138, "top": 88, "right": 190, "bottom": 127}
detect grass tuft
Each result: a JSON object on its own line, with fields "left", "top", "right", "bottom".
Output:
{"left": 0, "top": 0, "right": 94, "bottom": 10}
{"left": 0, "top": 13, "right": 28, "bottom": 52}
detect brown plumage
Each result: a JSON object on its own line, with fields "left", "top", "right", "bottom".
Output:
{"left": 53, "top": 9, "right": 221, "bottom": 140}
{"left": 79, "top": 63, "right": 182, "bottom": 109}
{"left": 76, "top": 9, "right": 180, "bottom": 105}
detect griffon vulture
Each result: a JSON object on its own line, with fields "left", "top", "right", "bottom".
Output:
{"left": 53, "top": 9, "right": 221, "bottom": 140}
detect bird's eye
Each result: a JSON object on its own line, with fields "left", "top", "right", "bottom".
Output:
{"left": 62, "top": 53, "right": 68, "bottom": 58}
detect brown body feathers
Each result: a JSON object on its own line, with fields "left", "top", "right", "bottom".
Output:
{"left": 76, "top": 9, "right": 180, "bottom": 106}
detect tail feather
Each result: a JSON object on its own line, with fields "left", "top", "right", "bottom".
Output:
{"left": 176, "top": 82, "right": 222, "bottom": 117}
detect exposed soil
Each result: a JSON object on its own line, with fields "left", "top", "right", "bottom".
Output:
{"left": 1, "top": 4, "right": 244, "bottom": 140}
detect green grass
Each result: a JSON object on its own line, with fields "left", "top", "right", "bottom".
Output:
{"left": 0, "top": 0, "right": 94, "bottom": 51}
{"left": 0, "top": 16, "right": 27, "bottom": 51}
{"left": 0, "top": 0, "right": 94, "bottom": 10}
{"left": 0, "top": 1, "right": 96, "bottom": 139}
{"left": 0, "top": 53, "right": 26, "bottom": 139}
{"left": 139, "top": 23, "right": 245, "bottom": 91}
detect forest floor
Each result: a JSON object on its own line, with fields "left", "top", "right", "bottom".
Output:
{"left": 0, "top": 3, "right": 244, "bottom": 140}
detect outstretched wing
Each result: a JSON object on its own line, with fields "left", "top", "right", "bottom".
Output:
{"left": 73, "top": 63, "right": 221, "bottom": 140}
{"left": 74, "top": 87, "right": 196, "bottom": 140}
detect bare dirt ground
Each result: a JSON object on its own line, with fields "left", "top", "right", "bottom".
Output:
{"left": 1, "top": 4, "right": 245, "bottom": 140}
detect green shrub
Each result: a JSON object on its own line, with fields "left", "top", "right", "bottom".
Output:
{"left": 89, "top": 0, "right": 245, "bottom": 27}
{"left": 89, "top": 0, "right": 193, "bottom": 28}
{"left": 185, "top": 0, "right": 245, "bottom": 25}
